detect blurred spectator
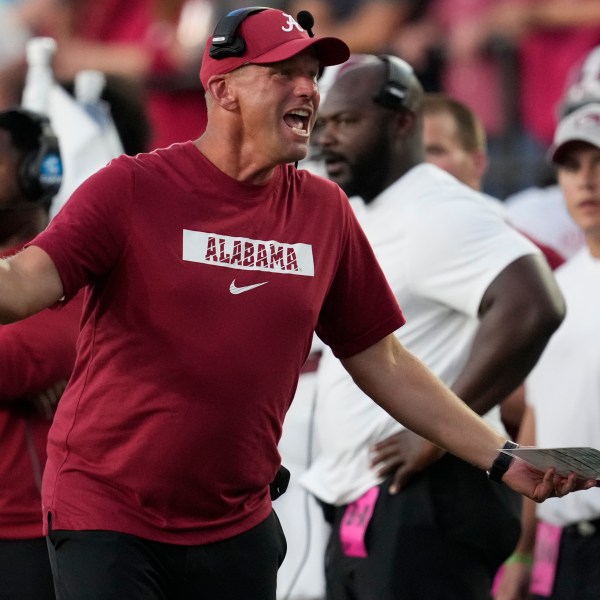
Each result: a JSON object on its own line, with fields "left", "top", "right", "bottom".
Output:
{"left": 391, "top": 0, "right": 519, "bottom": 196}
{"left": 504, "top": 184, "right": 585, "bottom": 260}
{"left": 391, "top": 0, "right": 600, "bottom": 198}
{"left": 0, "top": 56, "right": 150, "bottom": 596}
{"left": 59, "top": 72, "right": 151, "bottom": 157}
{"left": 0, "top": 106, "right": 82, "bottom": 600}
{"left": 422, "top": 91, "right": 489, "bottom": 192}
{"left": 504, "top": 43, "right": 600, "bottom": 260}
{"left": 480, "top": 0, "right": 600, "bottom": 146}
{"left": 558, "top": 45, "right": 600, "bottom": 118}
{"left": 422, "top": 91, "right": 565, "bottom": 267}
{"left": 470, "top": 0, "right": 600, "bottom": 195}
{"left": 421, "top": 92, "right": 564, "bottom": 443}
{"left": 494, "top": 102, "right": 600, "bottom": 600}
{"left": 288, "top": 0, "right": 419, "bottom": 55}
{"left": 0, "top": 45, "right": 154, "bottom": 595}
{"left": 0, "top": 0, "right": 210, "bottom": 149}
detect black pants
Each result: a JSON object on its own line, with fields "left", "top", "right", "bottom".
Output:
{"left": 323, "top": 455, "right": 521, "bottom": 600}
{"left": 532, "top": 524, "right": 600, "bottom": 600}
{"left": 46, "top": 511, "right": 286, "bottom": 600}
{"left": 0, "top": 537, "right": 56, "bottom": 600}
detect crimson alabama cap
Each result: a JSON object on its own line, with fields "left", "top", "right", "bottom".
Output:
{"left": 200, "top": 8, "right": 350, "bottom": 89}
{"left": 548, "top": 102, "right": 600, "bottom": 164}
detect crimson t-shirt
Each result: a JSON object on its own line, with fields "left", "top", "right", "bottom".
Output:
{"left": 33, "top": 142, "right": 404, "bottom": 544}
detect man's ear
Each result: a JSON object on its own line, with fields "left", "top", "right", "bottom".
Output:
{"left": 393, "top": 110, "right": 416, "bottom": 136}
{"left": 206, "top": 75, "right": 238, "bottom": 111}
{"left": 473, "top": 148, "right": 489, "bottom": 179}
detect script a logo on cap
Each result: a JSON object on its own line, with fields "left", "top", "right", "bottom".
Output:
{"left": 576, "top": 111, "right": 600, "bottom": 131}
{"left": 281, "top": 13, "right": 304, "bottom": 33}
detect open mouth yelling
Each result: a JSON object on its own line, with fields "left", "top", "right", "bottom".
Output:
{"left": 284, "top": 109, "right": 311, "bottom": 137}
{"left": 323, "top": 153, "right": 346, "bottom": 178}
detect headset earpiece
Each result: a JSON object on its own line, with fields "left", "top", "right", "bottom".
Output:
{"left": 373, "top": 55, "right": 422, "bottom": 113}
{"left": 16, "top": 110, "right": 63, "bottom": 204}
{"left": 209, "top": 6, "right": 270, "bottom": 60}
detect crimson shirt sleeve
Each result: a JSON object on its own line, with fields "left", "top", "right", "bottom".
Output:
{"left": 29, "top": 157, "right": 133, "bottom": 301}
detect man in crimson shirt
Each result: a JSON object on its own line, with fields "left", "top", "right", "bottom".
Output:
{"left": 0, "top": 107, "right": 83, "bottom": 600}
{"left": 0, "top": 9, "right": 593, "bottom": 600}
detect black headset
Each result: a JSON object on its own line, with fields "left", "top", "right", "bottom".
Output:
{"left": 373, "top": 55, "right": 423, "bottom": 113}
{"left": 0, "top": 108, "right": 63, "bottom": 204}
{"left": 209, "top": 7, "right": 316, "bottom": 60}
{"left": 209, "top": 7, "right": 270, "bottom": 59}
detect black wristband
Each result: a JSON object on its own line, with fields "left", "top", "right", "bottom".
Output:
{"left": 488, "top": 440, "right": 519, "bottom": 483}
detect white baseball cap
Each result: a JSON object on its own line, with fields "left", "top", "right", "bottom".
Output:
{"left": 559, "top": 45, "right": 600, "bottom": 117}
{"left": 548, "top": 102, "right": 600, "bottom": 164}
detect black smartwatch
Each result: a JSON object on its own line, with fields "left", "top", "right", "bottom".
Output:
{"left": 488, "top": 440, "right": 519, "bottom": 483}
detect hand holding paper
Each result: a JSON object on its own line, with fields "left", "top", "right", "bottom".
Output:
{"left": 502, "top": 447, "right": 600, "bottom": 502}
{"left": 503, "top": 446, "right": 600, "bottom": 481}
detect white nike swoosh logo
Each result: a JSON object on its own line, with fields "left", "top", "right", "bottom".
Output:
{"left": 229, "top": 279, "right": 268, "bottom": 295}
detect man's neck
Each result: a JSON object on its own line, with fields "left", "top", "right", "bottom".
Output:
{"left": 194, "top": 128, "right": 278, "bottom": 186}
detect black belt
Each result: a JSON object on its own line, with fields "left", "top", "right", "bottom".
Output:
{"left": 563, "top": 517, "right": 600, "bottom": 537}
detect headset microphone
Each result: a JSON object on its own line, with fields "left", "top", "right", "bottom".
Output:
{"left": 296, "top": 11, "right": 315, "bottom": 37}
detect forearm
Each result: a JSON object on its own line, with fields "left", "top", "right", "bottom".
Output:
{"left": 319, "top": 4, "right": 411, "bottom": 54}
{"left": 0, "top": 246, "right": 64, "bottom": 323}
{"left": 341, "top": 334, "right": 505, "bottom": 471}
{"left": 530, "top": 0, "right": 600, "bottom": 28}
{"left": 342, "top": 334, "right": 597, "bottom": 501}
{"left": 290, "top": 0, "right": 411, "bottom": 53}
{"left": 484, "top": 0, "right": 600, "bottom": 42}
{"left": 53, "top": 41, "right": 151, "bottom": 82}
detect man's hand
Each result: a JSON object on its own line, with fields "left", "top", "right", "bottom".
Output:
{"left": 493, "top": 562, "right": 532, "bottom": 600}
{"left": 369, "top": 429, "right": 445, "bottom": 494}
{"left": 32, "top": 379, "right": 67, "bottom": 420}
{"left": 503, "top": 458, "right": 598, "bottom": 502}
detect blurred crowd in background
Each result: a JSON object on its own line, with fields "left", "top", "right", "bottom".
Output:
{"left": 1, "top": 2, "right": 600, "bottom": 600}
{"left": 1, "top": 0, "right": 600, "bottom": 199}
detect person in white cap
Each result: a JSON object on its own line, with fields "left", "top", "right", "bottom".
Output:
{"left": 502, "top": 44, "right": 600, "bottom": 262}
{"left": 494, "top": 103, "right": 600, "bottom": 600}
{"left": 0, "top": 7, "right": 593, "bottom": 600}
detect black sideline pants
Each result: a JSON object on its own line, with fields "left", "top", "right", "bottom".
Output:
{"left": 0, "top": 537, "right": 55, "bottom": 600}
{"left": 46, "top": 511, "right": 286, "bottom": 600}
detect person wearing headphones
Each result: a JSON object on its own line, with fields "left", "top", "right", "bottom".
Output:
{"left": 302, "top": 55, "right": 573, "bottom": 599}
{"left": 0, "top": 9, "right": 593, "bottom": 600}
{"left": 0, "top": 107, "right": 82, "bottom": 600}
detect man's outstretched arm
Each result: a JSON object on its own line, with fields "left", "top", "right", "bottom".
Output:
{"left": 0, "top": 246, "right": 64, "bottom": 323}
{"left": 341, "top": 333, "right": 596, "bottom": 502}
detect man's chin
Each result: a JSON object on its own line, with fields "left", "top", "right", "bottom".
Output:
{"left": 326, "top": 172, "right": 351, "bottom": 193}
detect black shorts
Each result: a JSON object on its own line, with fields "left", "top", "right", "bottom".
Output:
{"left": 46, "top": 511, "right": 286, "bottom": 600}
